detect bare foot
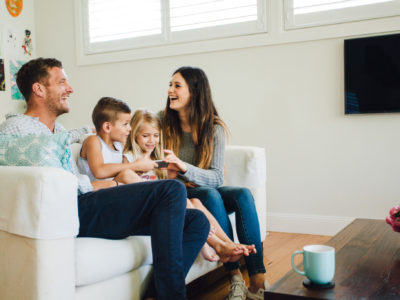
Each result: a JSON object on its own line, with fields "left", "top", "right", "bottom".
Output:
{"left": 213, "top": 242, "right": 245, "bottom": 263}
{"left": 208, "top": 226, "right": 217, "bottom": 239}
{"left": 225, "top": 244, "right": 257, "bottom": 262}
{"left": 239, "top": 244, "right": 257, "bottom": 255}
{"left": 201, "top": 243, "right": 220, "bottom": 262}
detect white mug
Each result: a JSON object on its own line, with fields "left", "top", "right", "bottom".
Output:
{"left": 291, "top": 244, "right": 335, "bottom": 285}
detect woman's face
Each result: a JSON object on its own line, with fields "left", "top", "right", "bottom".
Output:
{"left": 168, "top": 72, "right": 191, "bottom": 113}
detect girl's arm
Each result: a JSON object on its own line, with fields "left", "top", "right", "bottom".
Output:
{"left": 164, "top": 125, "right": 225, "bottom": 188}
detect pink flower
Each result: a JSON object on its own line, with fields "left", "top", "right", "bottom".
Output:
{"left": 386, "top": 206, "right": 400, "bottom": 232}
{"left": 389, "top": 205, "right": 400, "bottom": 217}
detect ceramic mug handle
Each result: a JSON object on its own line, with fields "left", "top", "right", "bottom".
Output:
{"left": 291, "top": 250, "right": 306, "bottom": 276}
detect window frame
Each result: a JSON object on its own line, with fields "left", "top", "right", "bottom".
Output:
{"left": 79, "top": 0, "right": 268, "bottom": 55}
{"left": 74, "top": 0, "right": 400, "bottom": 66}
{"left": 284, "top": 0, "right": 400, "bottom": 29}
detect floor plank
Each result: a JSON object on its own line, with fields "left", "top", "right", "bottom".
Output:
{"left": 188, "top": 231, "right": 332, "bottom": 300}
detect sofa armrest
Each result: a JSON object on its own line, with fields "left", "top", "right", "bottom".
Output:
{"left": 0, "top": 166, "right": 79, "bottom": 239}
{"left": 224, "top": 145, "right": 267, "bottom": 240}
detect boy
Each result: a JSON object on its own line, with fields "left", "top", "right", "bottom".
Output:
{"left": 77, "top": 97, "right": 156, "bottom": 184}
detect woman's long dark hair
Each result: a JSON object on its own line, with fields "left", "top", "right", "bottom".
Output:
{"left": 162, "top": 66, "right": 227, "bottom": 169}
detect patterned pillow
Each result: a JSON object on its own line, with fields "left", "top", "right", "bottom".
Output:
{"left": 0, "top": 132, "right": 72, "bottom": 172}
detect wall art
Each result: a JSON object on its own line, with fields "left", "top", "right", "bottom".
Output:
{"left": 5, "top": 0, "right": 23, "bottom": 18}
{"left": 2, "top": 26, "right": 18, "bottom": 56}
{"left": 10, "top": 59, "right": 25, "bottom": 100}
{"left": 22, "top": 29, "right": 32, "bottom": 56}
{"left": 0, "top": 59, "right": 5, "bottom": 91}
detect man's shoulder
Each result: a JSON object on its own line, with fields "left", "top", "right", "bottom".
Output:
{"left": 0, "top": 113, "right": 65, "bottom": 135}
{"left": 0, "top": 113, "right": 27, "bottom": 134}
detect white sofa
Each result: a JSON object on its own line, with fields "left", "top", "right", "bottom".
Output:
{"left": 0, "top": 145, "right": 267, "bottom": 300}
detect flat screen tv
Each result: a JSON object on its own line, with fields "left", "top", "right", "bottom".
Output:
{"left": 344, "top": 33, "right": 400, "bottom": 114}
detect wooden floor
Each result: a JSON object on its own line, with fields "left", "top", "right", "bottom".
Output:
{"left": 187, "top": 232, "right": 331, "bottom": 300}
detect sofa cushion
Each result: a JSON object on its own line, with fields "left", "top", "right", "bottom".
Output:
{"left": 75, "top": 236, "right": 153, "bottom": 286}
{"left": 0, "top": 132, "right": 72, "bottom": 171}
{"left": 75, "top": 264, "right": 153, "bottom": 300}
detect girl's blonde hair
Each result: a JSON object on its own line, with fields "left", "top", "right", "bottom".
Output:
{"left": 124, "top": 109, "right": 167, "bottom": 179}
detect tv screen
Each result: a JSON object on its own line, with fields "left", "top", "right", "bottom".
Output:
{"left": 344, "top": 33, "right": 400, "bottom": 114}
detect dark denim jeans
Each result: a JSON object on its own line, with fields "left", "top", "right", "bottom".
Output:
{"left": 187, "top": 186, "right": 266, "bottom": 276}
{"left": 78, "top": 180, "right": 209, "bottom": 300}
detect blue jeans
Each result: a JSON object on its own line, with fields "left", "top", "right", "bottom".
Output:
{"left": 78, "top": 180, "right": 209, "bottom": 300}
{"left": 187, "top": 186, "right": 266, "bottom": 276}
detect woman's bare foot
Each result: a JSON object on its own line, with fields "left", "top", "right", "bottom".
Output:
{"left": 201, "top": 243, "right": 220, "bottom": 262}
{"left": 212, "top": 241, "right": 245, "bottom": 263}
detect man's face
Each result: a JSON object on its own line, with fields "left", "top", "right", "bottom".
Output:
{"left": 43, "top": 67, "right": 74, "bottom": 116}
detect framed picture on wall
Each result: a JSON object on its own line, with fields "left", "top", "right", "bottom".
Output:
{"left": 10, "top": 60, "right": 25, "bottom": 100}
{"left": 0, "top": 59, "right": 5, "bottom": 91}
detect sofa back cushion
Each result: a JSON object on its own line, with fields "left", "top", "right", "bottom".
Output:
{"left": 0, "top": 132, "right": 72, "bottom": 171}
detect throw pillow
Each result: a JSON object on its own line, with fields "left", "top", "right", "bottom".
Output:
{"left": 0, "top": 132, "right": 72, "bottom": 172}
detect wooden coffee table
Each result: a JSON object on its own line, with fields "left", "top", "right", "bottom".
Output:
{"left": 265, "top": 218, "right": 400, "bottom": 299}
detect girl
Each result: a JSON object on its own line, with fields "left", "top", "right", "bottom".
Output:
{"left": 124, "top": 109, "right": 255, "bottom": 263}
{"left": 161, "top": 67, "right": 267, "bottom": 300}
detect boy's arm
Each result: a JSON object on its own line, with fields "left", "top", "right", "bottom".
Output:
{"left": 84, "top": 135, "right": 132, "bottom": 179}
{"left": 91, "top": 180, "right": 117, "bottom": 191}
{"left": 123, "top": 151, "right": 158, "bottom": 172}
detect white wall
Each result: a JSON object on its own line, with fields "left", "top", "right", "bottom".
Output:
{"left": 25, "top": 0, "right": 400, "bottom": 234}
{"left": 0, "top": 0, "right": 35, "bottom": 116}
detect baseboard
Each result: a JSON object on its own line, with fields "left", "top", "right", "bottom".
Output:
{"left": 267, "top": 213, "right": 355, "bottom": 236}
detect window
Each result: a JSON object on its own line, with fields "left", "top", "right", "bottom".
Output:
{"left": 284, "top": 0, "right": 400, "bottom": 29}
{"left": 81, "top": 0, "right": 267, "bottom": 54}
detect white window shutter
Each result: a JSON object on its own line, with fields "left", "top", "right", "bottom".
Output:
{"left": 169, "top": 0, "right": 258, "bottom": 32}
{"left": 87, "top": 0, "right": 162, "bottom": 43}
{"left": 284, "top": 0, "right": 400, "bottom": 29}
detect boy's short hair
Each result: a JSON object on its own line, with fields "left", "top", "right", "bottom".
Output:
{"left": 92, "top": 97, "right": 131, "bottom": 132}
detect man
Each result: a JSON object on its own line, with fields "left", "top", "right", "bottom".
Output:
{"left": 0, "top": 58, "right": 210, "bottom": 300}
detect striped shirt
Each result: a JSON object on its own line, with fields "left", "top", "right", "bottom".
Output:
{"left": 0, "top": 113, "right": 93, "bottom": 194}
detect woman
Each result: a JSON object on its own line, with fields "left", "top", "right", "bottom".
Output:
{"left": 161, "top": 66, "right": 267, "bottom": 300}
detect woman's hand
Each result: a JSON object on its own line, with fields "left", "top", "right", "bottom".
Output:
{"left": 184, "top": 182, "right": 198, "bottom": 188}
{"left": 164, "top": 149, "right": 187, "bottom": 173}
{"left": 133, "top": 157, "right": 157, "bottom": 172}
{"left": 166, "top": 162, "right": 180, "bottom": 179}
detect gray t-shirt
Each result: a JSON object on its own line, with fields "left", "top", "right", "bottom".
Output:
{"left": 177, "top": 125, "right": 225, "bottom": 188}
{"left": 159, "top": 111, "right": 225, "bottom": 187}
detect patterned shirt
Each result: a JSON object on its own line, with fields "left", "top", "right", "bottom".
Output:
{"left": 0, "top": 113, "right": 93, "bottom": 194}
